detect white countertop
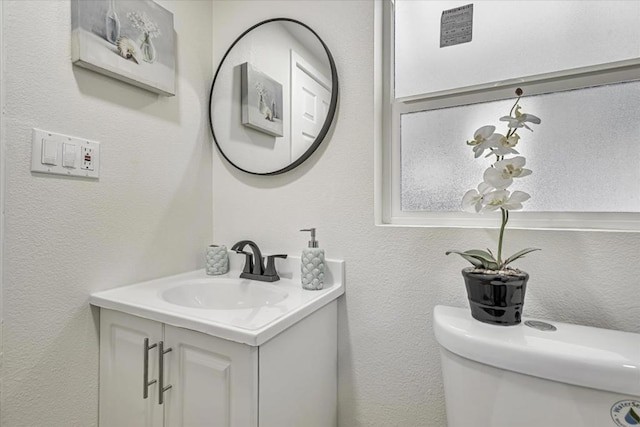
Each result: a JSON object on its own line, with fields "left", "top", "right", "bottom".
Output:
{"left": 90, "top": 253, "right": 344, "bottom": 346}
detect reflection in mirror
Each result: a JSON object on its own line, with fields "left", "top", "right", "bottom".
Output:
{"left": 209, "top": 19, "right": 338, "bottom": 175}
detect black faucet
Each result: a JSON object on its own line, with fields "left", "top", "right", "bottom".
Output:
{"left": 230, "top": 240, "right": 287, "bottom": 282}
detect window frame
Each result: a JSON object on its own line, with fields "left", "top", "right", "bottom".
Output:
{"left": 374, "top": 0, "right": 640, "bottom": 232}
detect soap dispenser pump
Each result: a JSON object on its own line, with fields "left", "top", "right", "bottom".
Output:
{"left": 300, "top": 228, "right": 325, "bottom": 290}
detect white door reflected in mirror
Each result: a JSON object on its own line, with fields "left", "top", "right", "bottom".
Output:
{"left": 290, "top": 50, "right": 332, "bottom": 161}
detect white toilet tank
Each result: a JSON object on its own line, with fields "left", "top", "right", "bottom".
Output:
{"left": 434, "top": 305, "right": 640, "bottom": 427}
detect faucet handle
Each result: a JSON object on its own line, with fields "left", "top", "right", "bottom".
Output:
{"left": 264, "top": 254, "right": 288, "bottom": 278}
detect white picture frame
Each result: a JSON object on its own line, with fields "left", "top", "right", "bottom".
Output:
{"left": 241, "top": 62, "right": 284, "bottom": 137}
{"left": 71, "top": 0, "right": 175, "bottom": 96}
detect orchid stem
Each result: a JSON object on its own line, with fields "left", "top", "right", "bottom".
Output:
{"left": 497, "top": 208, "right": 509, "bottom": 268}
{"left": 509, "top": 96, "right": 521, "bottom": 117}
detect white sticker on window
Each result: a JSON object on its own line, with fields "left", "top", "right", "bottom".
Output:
{"left": 440, "top": 4, "right": 473, "bottom": 48}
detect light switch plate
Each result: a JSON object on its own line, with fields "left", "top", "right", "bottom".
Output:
{"left": 31, "top": 128, "right": 100, "bottom": 179}
{"left": 62, "top": 143, "right": 77, "bottom": 168}
{"left": 42, "top": 139, "right": 58, "bottom": 165}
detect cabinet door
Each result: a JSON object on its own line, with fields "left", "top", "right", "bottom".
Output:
{"left": 163, "top": 325, "right": 258, "bottom": 427}
{"left": 259, "top": 301, "right": 338, "bottom": 427}
{"left": 99, "top": 309, "right": 164, "bottom": 427}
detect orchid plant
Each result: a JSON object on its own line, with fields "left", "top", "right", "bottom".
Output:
{"left": 446, "top": 88, "right": 541, "bottom": 272}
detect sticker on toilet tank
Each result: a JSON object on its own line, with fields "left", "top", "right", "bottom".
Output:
{"left": 611, "top": 400, "right": 640, "bottom": 426}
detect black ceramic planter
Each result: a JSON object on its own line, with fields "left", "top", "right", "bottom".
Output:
{"left": 461, "top": 267, "right": 529, "bottom": 326}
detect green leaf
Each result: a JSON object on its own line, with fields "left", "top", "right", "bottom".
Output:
{"left": 464, "top": 249, "right": 498, "bottom": 264}
{"left": 446, "top": 250, "right": 499, "bottom": 269}
{"left": 504, "top": 248, "right": 541, "bottom": 266}
{"left": 446, "top": 250, "right": 483, "bottom": 268}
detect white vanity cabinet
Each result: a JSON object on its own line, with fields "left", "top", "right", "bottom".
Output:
{"left": 98, "top": 300, "right": 337, "bottom": 427}
{"left": 99, "top": 311, "right": 164, "bottom": 427}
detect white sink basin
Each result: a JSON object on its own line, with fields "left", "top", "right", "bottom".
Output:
{"left": 161, "top": 280, "right": 288, "bottom": 310}
{"left": 89, "top": 254, "right": 345, "bottom": 346}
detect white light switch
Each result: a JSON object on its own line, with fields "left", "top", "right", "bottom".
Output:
{"left": 42, "top": 139, "right": 58, "bottom": 165}
{"left": 31, "top": 128, "right": 100, "bottom": 179}
{"left": 62, "top": 143, "right": 77, "bottom": 168}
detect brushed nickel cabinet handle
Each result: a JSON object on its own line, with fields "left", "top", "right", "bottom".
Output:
{"left": 143, "top": 338, "right": 158, "bottom": 399}
{"left": 158, "top": 340, "right": 173, "bottom": 405}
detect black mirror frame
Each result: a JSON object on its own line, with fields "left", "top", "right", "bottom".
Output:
{"left": 208, "top": 18, "right": 339, "bottom": 176}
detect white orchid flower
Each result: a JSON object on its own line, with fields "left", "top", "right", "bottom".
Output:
{"left": 482, "top": 189, "right": 530, "bottom": 212}
{"left": 466, "top": 126, "right": 499, "bottom": 158}
{"left": 483, "top": 156, "right": 532, "bottom": 189}
{"left": 449, "top": 89, "right": 541, "bottom": 271}
{"left": 487, "top": 133, "right": 520, "bottom": 157}
{"left": 500, "top": 105, "right": 541, "bottom": 131}
{"left": 462, "top": 182, "right": 493, "bottom": 213}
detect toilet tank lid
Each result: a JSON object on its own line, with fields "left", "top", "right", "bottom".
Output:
{"left": 433, "top": 305, "right": 640, "bottom": 396}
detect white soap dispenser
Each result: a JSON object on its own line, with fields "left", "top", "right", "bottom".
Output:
{"left": 300, "top": 228, "right": 325, "bottom": 290}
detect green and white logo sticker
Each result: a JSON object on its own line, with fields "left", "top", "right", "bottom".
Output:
{"left": 611, "top": 400, "right": 640, "bottom": 426}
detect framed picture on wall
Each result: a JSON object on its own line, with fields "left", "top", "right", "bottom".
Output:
{"left": 71, "top": 0, "right": 175, "bottom": 96}
{"left": 241, "top": 62, "right": 284, "bottom": 137}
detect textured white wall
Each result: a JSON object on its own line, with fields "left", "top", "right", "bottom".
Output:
{"left": 1, "top": 1, "right": 213, "bottom": 425}
{"left": 212, "top": 1, "right": 640, "bottom": 426}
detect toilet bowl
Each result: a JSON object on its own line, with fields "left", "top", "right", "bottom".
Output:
{"left": 434, "top": 305, "right": 640, "bottom": 427}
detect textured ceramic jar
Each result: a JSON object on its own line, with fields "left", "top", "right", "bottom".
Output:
{"left": 206, "top": 245, "right": 229, "bottom": 276}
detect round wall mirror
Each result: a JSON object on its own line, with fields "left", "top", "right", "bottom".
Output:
{"left": 209, "top": 18, "right": 338, "bottom": 175}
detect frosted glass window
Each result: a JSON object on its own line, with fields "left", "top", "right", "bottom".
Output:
{"left": 401, "top": 81, "right": 640, "bottom": 213}
{"left": 394, "top": 1, "right": 640, "bottom": 98}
